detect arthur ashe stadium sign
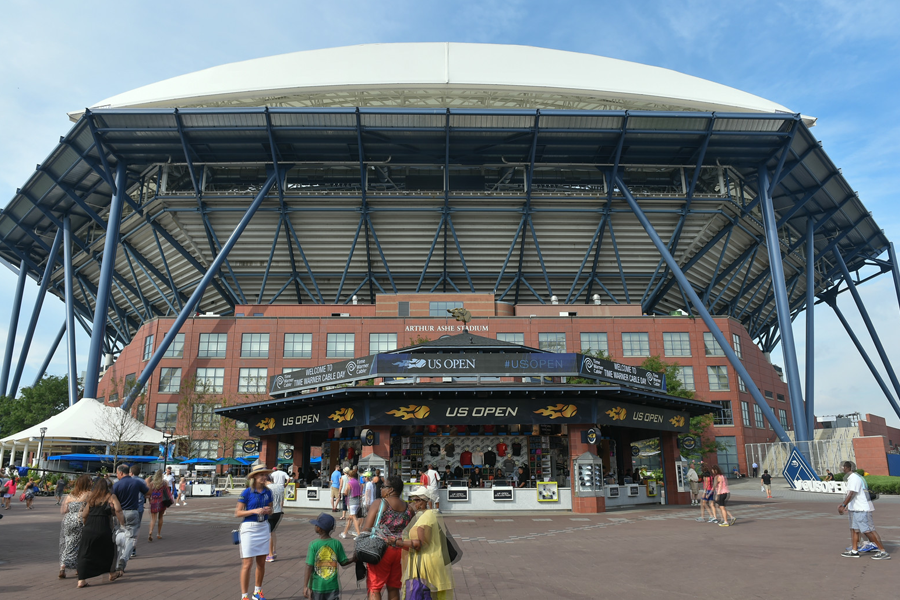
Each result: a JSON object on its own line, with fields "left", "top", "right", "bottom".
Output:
{"left": 269, "top": 353, "right": 666, "bottom": 396}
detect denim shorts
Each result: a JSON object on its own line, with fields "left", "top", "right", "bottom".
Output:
{"left": 848, "top": 510, "right": 875, "bottom": 533}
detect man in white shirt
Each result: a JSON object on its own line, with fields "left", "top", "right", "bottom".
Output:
{"left": 163, "top": 466, "right": 175, "bottom": 497}
{"left": 270, "top": 464, "right": 289, "bottom": 487}
{"left": 266, "top": 474, "right": 285, "bottom": 562}
{"left": 686, "top": 462, "right": 700, "bottom": 505}
{"left": 838, "top": 460, "right": 890, "bottom": 560}
{"left": 425, "top": 463, "right": 441, "bottom": 511}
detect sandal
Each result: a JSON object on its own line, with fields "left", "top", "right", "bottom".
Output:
{"left": 109, "top": 570, "right": 123, "bottom": 582}
{"left": 59, "top": 569, "right": 66, "bottom": 579}
{"left": 77, "top": 582, "right": 90, "bottom": 588}
{"left": 156, "top": 534, "right": 162, "bottom": 539}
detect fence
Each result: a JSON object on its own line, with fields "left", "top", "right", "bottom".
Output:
{"left": 744, "top": 439, "right": 856, "bottom": 478}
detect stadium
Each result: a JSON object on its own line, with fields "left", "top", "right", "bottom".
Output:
{"left": 1, "top": 43, "right": 898, "bottom": 508}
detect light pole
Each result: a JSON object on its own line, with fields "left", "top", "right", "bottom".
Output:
{"left": 162, "top": 430, "right": 173, "bottom": 473}
{"left": 37, "top": 427, "right": 47, "bottom": 469}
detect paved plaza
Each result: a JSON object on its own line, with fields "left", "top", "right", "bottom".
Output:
{"left": 1, "top": 481, "right": 896, "bottom": 599}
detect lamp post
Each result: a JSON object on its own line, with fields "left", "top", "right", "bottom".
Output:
{"left": 37, "top": 427, "right": 47, "bottom": 469}
{"left": 162, "top": 430, "right": 173, "bottom": 473}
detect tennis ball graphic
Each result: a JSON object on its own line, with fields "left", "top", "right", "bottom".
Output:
{"left": 413, "top": 405, "right": 430, "bottom": 419}
{"left": 344, "top": 408, "right": 355, "bottom": 420}
{"left": 560, "top": 405, "right": 577, "bottom": 418}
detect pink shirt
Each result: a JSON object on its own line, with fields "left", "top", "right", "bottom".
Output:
{"left": 715, "top": 475, "right": 730, "bottom": 494}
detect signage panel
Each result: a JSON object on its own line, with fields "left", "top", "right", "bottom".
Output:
{"left": 493, "top": 487, "right": 514, "bottom": 501}
{"left": 783, "top": 448, "right": 820, "bottom": 489}
{"left": 247, "top": 401, "right": 365, "bottom": 436}
{"left": 578, "top": 355, "right": 666, "bottom": 391}
{"left": 596, "top": 400, "right": 689, "bottom": 433}
{"left": 270, "top": 355, "right": 377, "bottom": 395}
{"left": 379, "top": 352, "right": 577, "bottom": 378}
{"left": 369, "top": 398, "right": 593, "bottom": 427}
{"left": 307, "top": 487, "right": 319, "bottom": 501}
{"left": 447, "top": 488, "right": 469, "bottom": 502}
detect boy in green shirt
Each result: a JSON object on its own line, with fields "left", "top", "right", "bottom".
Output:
{"left": 304, "top": 512, "right": 354, "bottom": 600}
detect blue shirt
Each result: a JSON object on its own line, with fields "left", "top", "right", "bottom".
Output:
{"left": 331, "top": 470, "right": 341, "bottom": 488}
{"left": 112, "top": 476, "right": 150, "bottom": 511}
{"left": 239, "top": 487, "right": 273, "bottom": 523}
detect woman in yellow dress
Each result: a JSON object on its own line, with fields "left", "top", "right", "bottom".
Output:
{"left": 389, "top": 486, "right": 455, "bottom": 600}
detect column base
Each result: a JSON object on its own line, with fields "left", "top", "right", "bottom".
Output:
{"left": 572, "top": 495, "right": 606, "bottom": 513}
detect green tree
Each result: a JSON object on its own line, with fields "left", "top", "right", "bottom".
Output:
{"left": 680, "top": 414, "right": 724, "bottom": 463}
{"left": 640, "top": 355, "right": 694, "bottom": 399}
{"left": 0, "top": 375, "right": 71, "bottom": 436}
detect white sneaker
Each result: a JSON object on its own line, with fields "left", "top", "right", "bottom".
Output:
{"left": 339, "top": 533, "right": 347, "bottom": 539}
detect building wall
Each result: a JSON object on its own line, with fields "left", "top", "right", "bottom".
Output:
{"left": 98, "top": 294, "right": 792, "bottom": 468}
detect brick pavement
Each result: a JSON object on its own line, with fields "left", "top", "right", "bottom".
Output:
{"left": 0, "top": 491, "right": 896, "bottom": 599}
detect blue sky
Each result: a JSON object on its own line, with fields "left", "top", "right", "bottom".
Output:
{"left": 1, "top": 1, "right": 899, "bottom": 427}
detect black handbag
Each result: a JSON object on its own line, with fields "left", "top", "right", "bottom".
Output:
{"left": 355, "top": 500, "right": 388, "bottom": 564}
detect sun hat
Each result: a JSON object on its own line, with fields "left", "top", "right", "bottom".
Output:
{"left": 309, "top": 512, "right": 335, "bottom": 532}
{"left": 408, "top": 485, "right": 430, "bottom": 500}
{"left": 343, "top": 467, "right": 350, "bottom": 473}
{"left": 248, "top": 463, "right": 274, "bottom": 479}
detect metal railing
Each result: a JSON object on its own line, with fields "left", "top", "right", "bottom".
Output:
{"left": 745, "top": 439, "right": 855, "bottom": 478}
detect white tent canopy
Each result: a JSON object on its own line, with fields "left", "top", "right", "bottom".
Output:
{"left": 0, "top": 398, "right": 167, "bottom": 449}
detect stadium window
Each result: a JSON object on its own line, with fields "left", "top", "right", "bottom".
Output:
{"left": 155, "top": 403, "right": 178, "bottom": 430}
{"left": 192, "top": 439, "right": 219, "bottom": 459}
{"left": 198, "top": 333, "right": 227, "bottom": 358}
{"left": 732, "top": 334, "right": 742, "bottom": 359}
{"left": 676, "top": 366, "right": 695, "bottom": 391}
{"left": 135, "top": 404, "right": 145, "bottom": 424}
{"left": 739, "top": 377, "right": 747, "bottom": 393}
{"left": 398, "top": 301, "right": 410, "bottom": 317}
{"left": 764, "top": 390, "right": 774, "bottom": 399}
{"left": 326, "top": 333, "right": 355, "bottom": 358}
{"left": 163, "top": 333, "right": 185, "bottom": 358}
{"left": 777, "top": 393, "right": 785, "bottom": 403}
{"left": 622, "top": 332, "right": 650, "bottom": 357}
{"left": 284, "top": 333, "right": 312, "bottom": 358}
{"left": 707, "top": 365, "right": 730, "bottom": 391}
{"left": 712, "top": 400, "right": 734, "bottom": 426}
{"left": 192, "top": 404, "right": 222, "bottom": 430}
{"left": 662, "top": 332, "right": 691, "bottom": 357}
{"left": 580, "top": 332, "right": 608, "bottom": 355}
{"left": 124, "top": 373, "right": 137, "bottom": 393}
{"left": 778, "top": 409, "right": 789, "bottom": 429}
{"left": 143, "top": 335, "right": 154, "bottom": 360}
{"left": 238, "top": 367, "right": 268, "bottom": 394}
{"left": 429, "top": 301, "right": 463, "bottom": 317}
{"left": 538, "top": 332, "right": 566, "bottom": 353}
{"left": 753, "top": 404, "right": 765, "bottom": 429}
{"left": 369, "top": 333, "right": 397, "bottom": 353}
{"left": 498, "top": 332, "right": 524, "bottom": 345}
{"left": 195, "top": 367, "right": 225, "bottom": 393}
{"left": 741, "top": 401, "right": 750, "bottom": 427}
{"left": 157, "top": 367, "right": 182, "bottom": 394}
{"left": 241, "top": 333, "right": 269, "bottom": 358}
{"left": 108, "top": 393, "right": 118, "bottom": 405}
{"left": 703, "top": 332, "right": 725, "bottom": 356}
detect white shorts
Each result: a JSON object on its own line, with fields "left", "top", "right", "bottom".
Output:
{"left": 848, "top": 511, "right": 875, "bottom": 533}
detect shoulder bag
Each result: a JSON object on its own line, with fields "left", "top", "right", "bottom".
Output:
{"left": 162, "top": 486, "right": 174, "bottom": 508}
{"left": 355, "top": 499, "right": 388, "bottom": 564}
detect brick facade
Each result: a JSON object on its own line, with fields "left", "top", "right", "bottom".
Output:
{"left": 98, "top": 293, "right": 792, "bottom": 471}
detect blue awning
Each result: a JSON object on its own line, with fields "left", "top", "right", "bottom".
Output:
{"left": 47, "top": 453, "right": 161, "bottom": 463}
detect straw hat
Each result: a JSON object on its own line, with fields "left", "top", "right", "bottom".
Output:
{"left": 248, "top": 463, "right": 273, "bottom": 479}
{"left": 408, "top": 485, "right": 430, "bottom": 500}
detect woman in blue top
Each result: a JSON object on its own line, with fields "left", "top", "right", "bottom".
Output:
{"left": 236, "top": 464, "right": 274, "bottom": 600}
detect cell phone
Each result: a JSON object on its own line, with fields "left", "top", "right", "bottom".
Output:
{"left": 232, "top": 529, "right": 241, "bottom": 545}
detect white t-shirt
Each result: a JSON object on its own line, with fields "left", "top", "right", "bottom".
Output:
{"left": 845, "top": 472, "right": 873, "bottom": 512}
{"left": 426, "top": 468, "right": 440, "bottom": 491}
{"left": 163, "top": 473, "right": 175, "bottom": 490}
{"left": 270, "top": 470, "right": 289, "bottom": 487}
{"left": 267, "top": 483, "right": 285, "bottom": 514}
{"left": 687, "top": 468, "right": 699, "bottom": 482}
{"left": 364, "top": 481, "right": 375, "bottom": 505}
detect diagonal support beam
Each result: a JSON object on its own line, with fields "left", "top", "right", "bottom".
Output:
{"left": 617, "top": 175, "right": 793, "bottom": 444}
{"left": 0, "top": 259, "right": 28, "bottom": 397}
{"left": 63, "top": 217, "right": 79, "bottom": 406}
{"left": 122, "top": 172, "right": 277, "bottom": 411}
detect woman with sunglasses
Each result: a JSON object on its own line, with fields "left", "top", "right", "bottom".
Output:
{"left": 391, "top": 486, "right": 455, "bottom": 600}
{"left": 360, "top": 475, "right": 415, "bottom": 600}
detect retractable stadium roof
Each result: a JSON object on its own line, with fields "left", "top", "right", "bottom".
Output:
{"left": 0, "top": 45, "right": 886, "bottom": 357}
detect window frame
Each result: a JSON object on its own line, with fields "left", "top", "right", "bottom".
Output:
{"left": 712, "top": 400, "right": 734, "bottom": 426}
{"left": 143, "top": 335, "right": 154, "bottom": 361}
{"left": 676, "top": 365, "right": 695, "bottom": 391}
{"left": 240, "top": 333, "right": 270, "bottom": 358}
{"left": 197, "top": 333, "right": 228, "bottom": 358}
{"left": 157, "top": 367, "right": 182, "bottom": 394}
{"left": 429, "top": 301, "right": 463, "bottom": 317}
{"left": 538, "top": 332, "right": 567, "bottom": 353}
{"left": 162, "top": 333, "right": 185, "bottom": 358}
{"left": 703, "top": 332, "right": 725, "bottom": 356}
{"left": 741, "top": 401, "right": 750, "bottom": 427}
{"left": 662, "top": 332, "right": 691, "bottom": 357}
{"left": 580, "top": 332, "right": 609, "bottom": 355}
{"left": 284, "top": 333, "right": 312, "bottom": 358}
{"left": 154, "top": 403, "right": 179, "bottom": 431}
{"left": 621, "top": 332, "right": 650, "bottom": 357}
{"left": 369, "top": 333, "right": 398, "bottom": 354}
{"left": 326, "top": 333, "right": 355, "bottom": 358}
{"left": 753, "top": 404, "right": 765, "bottom": 429}
{"left": 732, "top": 333, "right": 743, "bottom": 359}
{"left": 707, "top": 365, "right": 730, "bottom": 391}
{"left": 238, "top": 367, "right": 269, "bottom": 394}
{"left": 195, "top": 367, "right": 225, "bottom": 393}
{"left": 191, "top": 403, "right": 222, "bottom": 430}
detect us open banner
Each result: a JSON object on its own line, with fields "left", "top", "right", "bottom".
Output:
{"left": 368, "top": 397, "right": 593, "bottom": 426}
{"left": 271, "top": 352, "right": 667, "bottom": 396}
{"left": 595, "top": 400, "right": 689, "bottom": 433}
{"left": 247, "top": 400, "right": 365, "bottom": 436}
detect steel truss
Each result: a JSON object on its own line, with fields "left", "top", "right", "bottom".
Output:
{"left": 0, "top": 108, "right": 895, "bottom": 436}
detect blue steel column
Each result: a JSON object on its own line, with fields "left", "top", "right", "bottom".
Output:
{"left": 63, "top": 217, "right": 78, "bottom": 406}
{"left": 889, "top": 242, "right": 900, "bottom": 311}
{"left": 83, "top": 162, "right": 127, "bottom": 399}
{"left": 8, "top": 229, "right": 63, "bottom": 397}
{"left": 824, "top": 296, "right": 900, "bottom": 420}
{"left": 122, "top": 172, "right": 277, "bottom": 411}
{"left": 0, "top": 259, "right": 28, "bottom": 397}
{"left": 758, "top": 166, "right": 809, "bottom": 443}
{"left": 833, "top": 248, "right": 900, "bottom": 407}
{"left": 804, "top": 220, "right": 815, "bottom": 429}
{"left": 616, "top": 175, "right": 793, "bottom": 444}
{"left": 32, "top": 322, "right": 67, "bottom": 387}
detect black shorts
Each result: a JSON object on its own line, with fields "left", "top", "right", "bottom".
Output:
{"left": 716, "top": 493, "right": 729, "bottom": 507}
{"left": 268, "top": 512, "right": 283, "bottom": 533}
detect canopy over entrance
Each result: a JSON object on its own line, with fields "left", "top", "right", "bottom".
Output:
{"left": 0, "top": 398, "right": 167, "bottom": 450}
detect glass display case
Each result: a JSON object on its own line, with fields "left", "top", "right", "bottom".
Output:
{"left": 573, "top": 451, "right": 603, "bottom": 497}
